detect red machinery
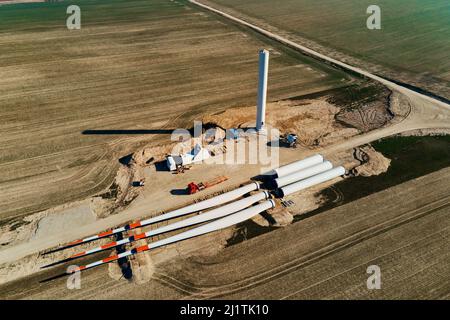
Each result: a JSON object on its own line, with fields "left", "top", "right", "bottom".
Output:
{"left": 186, "top": 176, "right": 229, "bottom": 195}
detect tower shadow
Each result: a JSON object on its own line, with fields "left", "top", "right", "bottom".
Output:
{"left": 82, "top": 129, "right": 175, "bottom": 135}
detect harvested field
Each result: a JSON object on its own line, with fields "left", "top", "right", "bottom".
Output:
{"left": 0, "top": 0, "right": 353, "bottom": 222}
{"left": 200, "top": 0, "right": 450, "bottom": 100}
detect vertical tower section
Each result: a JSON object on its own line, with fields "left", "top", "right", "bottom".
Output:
{"left": 256, "top": 49, "right": 269, "bottom": 132}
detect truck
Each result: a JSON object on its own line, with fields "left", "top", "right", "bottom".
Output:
{"left": 282, "top": 133, "right": 298, "bottom": 148}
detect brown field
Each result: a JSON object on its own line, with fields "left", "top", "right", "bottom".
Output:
{"left": 200, "top": 0, "right": 450, "bottom": 100}
{"left": 0, "top": 0, "right": 352, "bottom": 223}
{"left": 2, "top": 166, "right": 448, "bottom": 299}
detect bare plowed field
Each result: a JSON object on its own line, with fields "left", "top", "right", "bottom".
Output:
{"left": 0, "top": 0, "right": 352, "bottom": 222}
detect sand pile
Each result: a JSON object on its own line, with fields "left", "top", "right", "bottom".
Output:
{"left": 353, "top": 145, "right": 391, "bottom": 177}
{"left": 203, "top": 99, "right": 363, "bottom": 148}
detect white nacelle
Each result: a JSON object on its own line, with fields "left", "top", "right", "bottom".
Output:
{"left": 166, "top": 143, "right": 211, "bottom": 171}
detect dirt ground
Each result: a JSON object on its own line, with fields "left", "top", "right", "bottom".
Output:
{"left": 1, "top": 166, "right": 448, "bottom": 299}
{"left": 0, "top": 80, "right": 421, "bottom": 287}
{"left": 203, "top": 84, "right": 391, "bottom": 148}
{"left": 0, "top": 84, "right": 448, "bottom": 295}
{"left": 0, "top": 86, "right": 392, "bottom": 239}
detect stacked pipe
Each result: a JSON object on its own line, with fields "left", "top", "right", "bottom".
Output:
{"left": 67, "top": 199, "right": 275, "bottom": 274}
{"left": 274, "top": 154, "right": 324, "bottom": 178}
{"left": 43, "top": 191, "right": 271, "bottom": 267}
{"left": 279, "top": 167, "right": 345, "bottom": 197}
{"left": 46, "top": 182, "right": 261, "bottom": 254}
{"left": 43, "top": 153, "right": 347, "bottom": 275}
{"left": 271, "top": 154, "right": 346, "bottom": 197}
{"left": 66, "top": 200, "right": 276, "bottom": 274}
{"left": 274, "top": 161, "right": 333, "bottom": 188}
{"left": 43, "top": 182, "right": 276, "bottom": 275}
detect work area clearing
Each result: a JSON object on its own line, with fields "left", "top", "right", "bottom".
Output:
{"left": 42, "top": 154, "right": 345, "bottom": 276}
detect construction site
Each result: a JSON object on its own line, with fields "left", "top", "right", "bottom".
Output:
{"left": 0, "top": 0, "right": 449, "bottom": 300}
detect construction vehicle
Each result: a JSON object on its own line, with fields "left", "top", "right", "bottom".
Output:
{"left": 114, "top": 233, "right": 133, "bottom": 280}
{"left": 186, "top": 176, "right": 229, "bottom": 195}
{"left": 282, "top": 133, "right": 298, "bottom": 148}
{"left": 132, "top": 179, "right": 145, "bottom": 187}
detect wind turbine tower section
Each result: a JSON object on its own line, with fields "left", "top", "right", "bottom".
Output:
{"left": 256, "top": 49, "right": 269, "bottom": 132}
